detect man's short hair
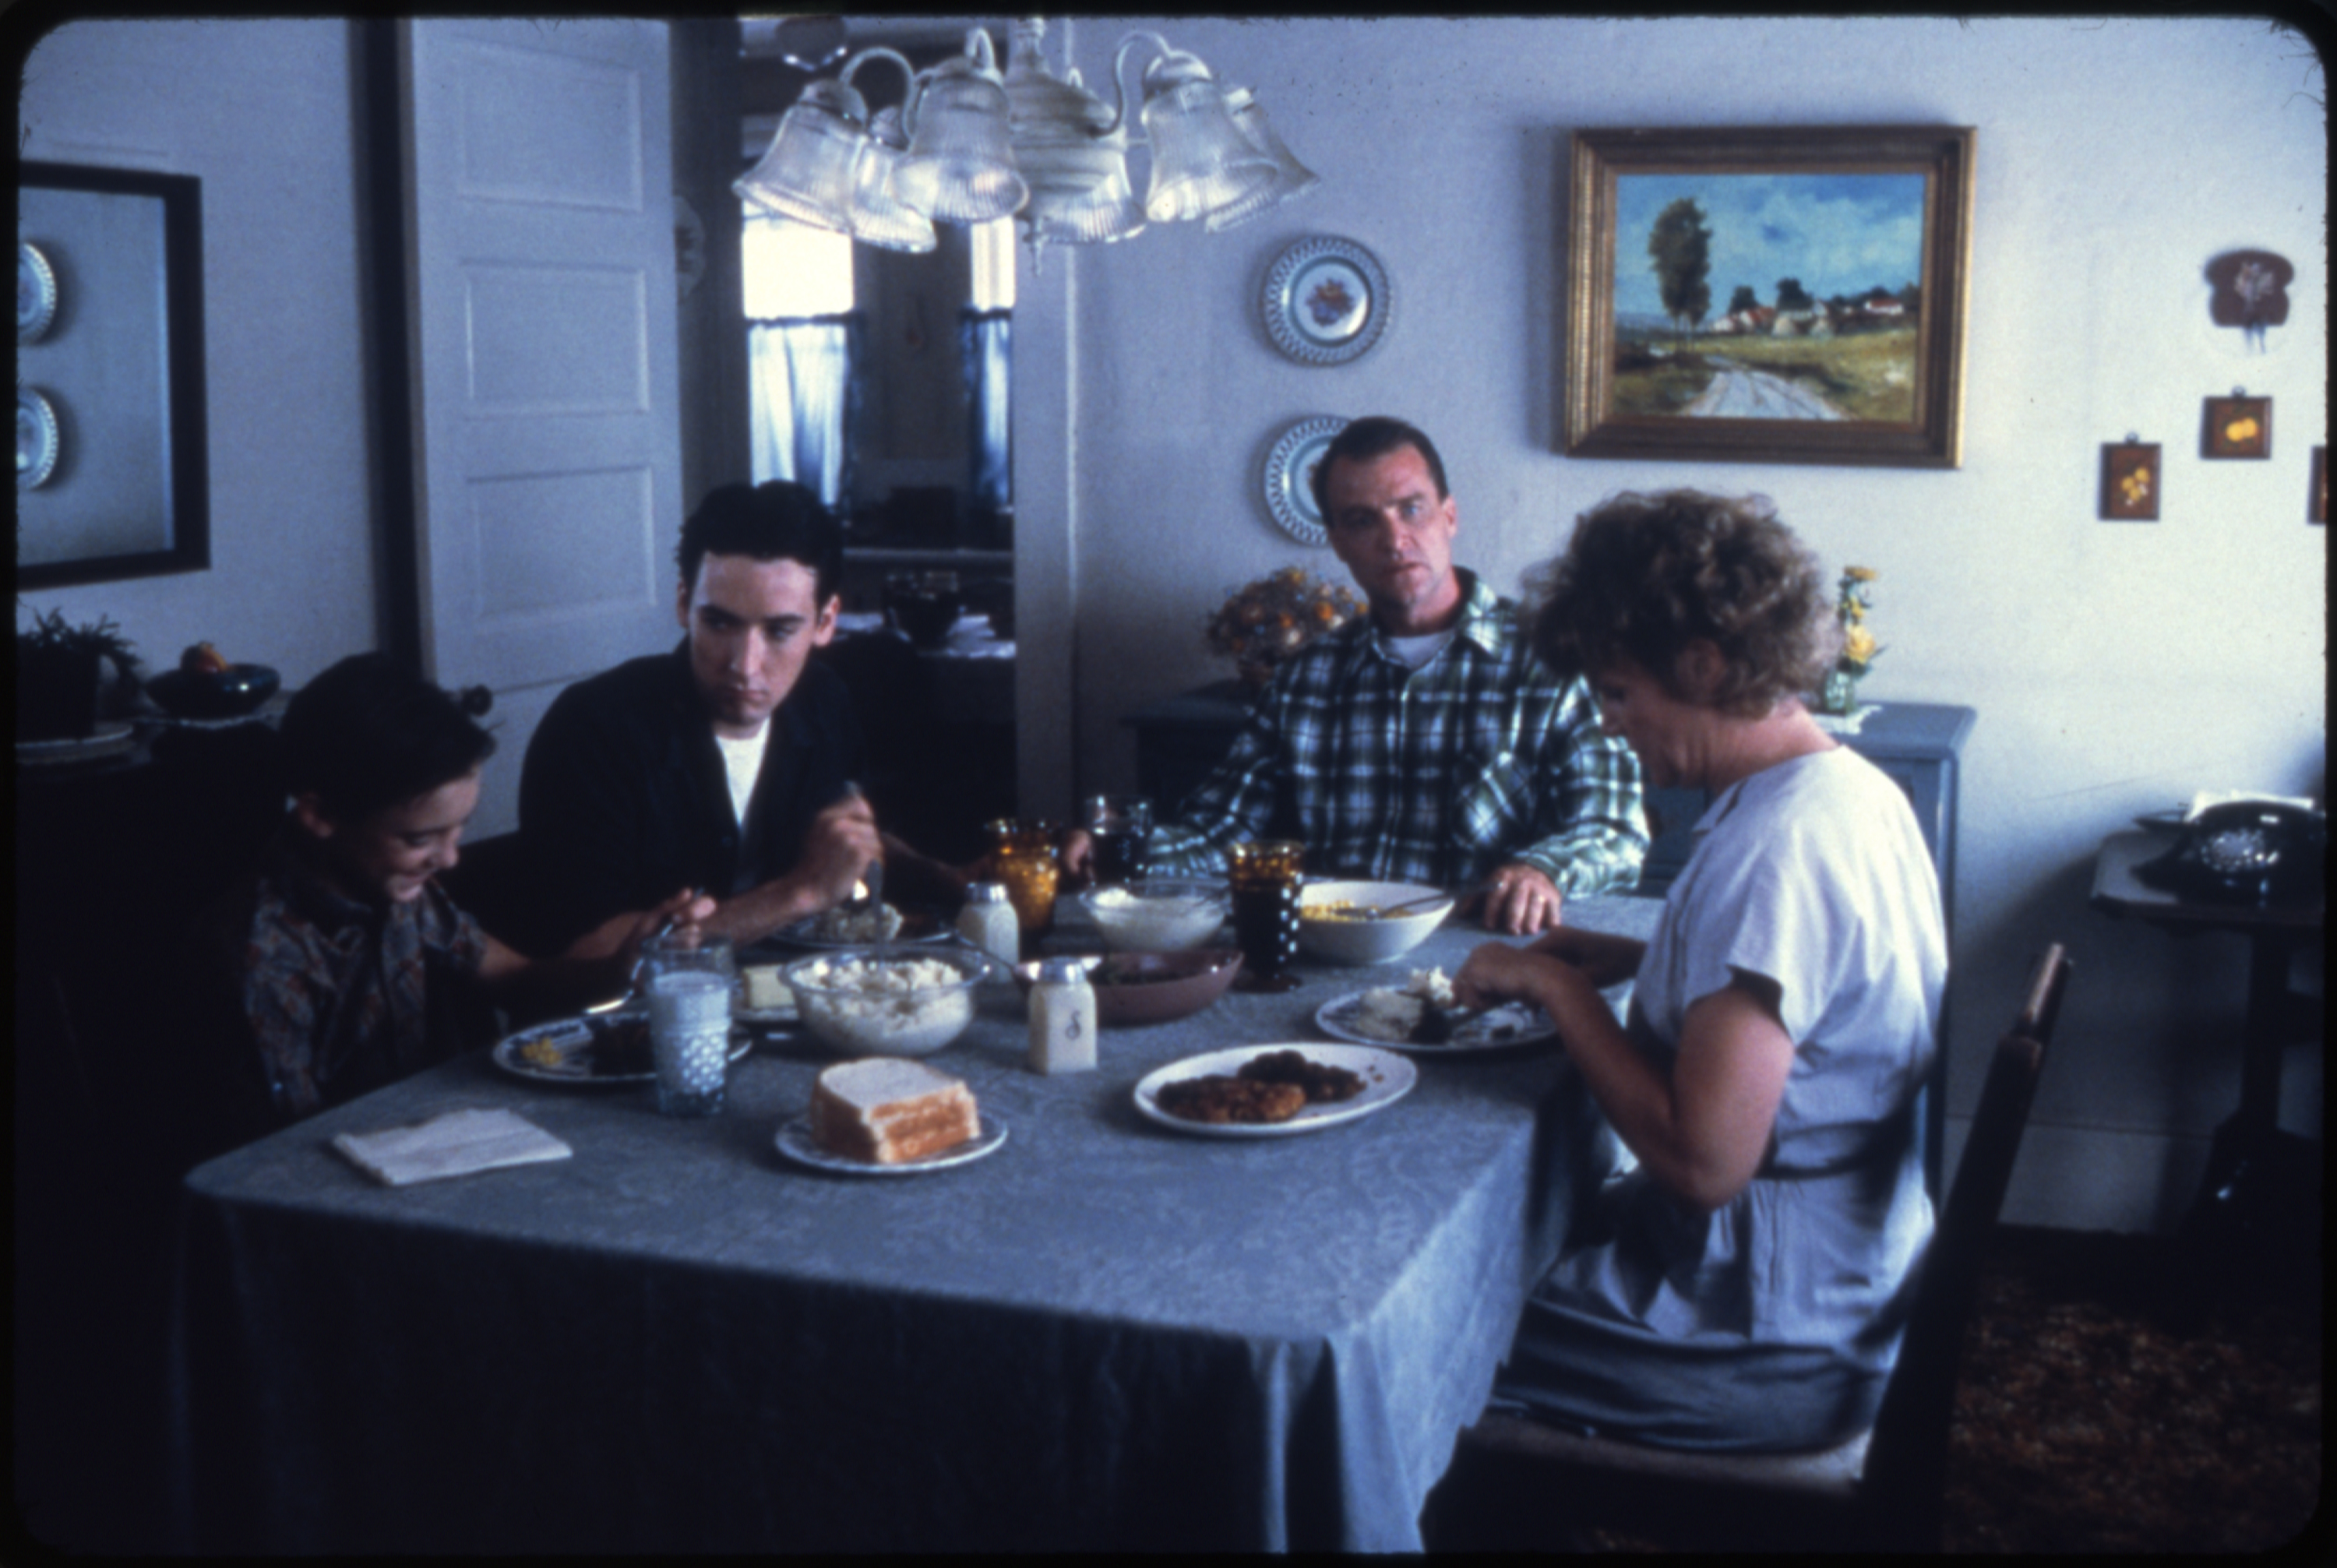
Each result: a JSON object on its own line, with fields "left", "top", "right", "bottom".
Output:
{"left": 1309, "top": 415, "right": 1450, "bottom": 519}
{"left": 678, "top": 481, "right": 844, "bottom": 604}
{"left": 280, "top": 653, "right": 497, "bottom": 824}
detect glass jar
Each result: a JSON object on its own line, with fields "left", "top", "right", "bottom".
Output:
{"left": 984, "top": 818, "right": 1063, "bottom": 934}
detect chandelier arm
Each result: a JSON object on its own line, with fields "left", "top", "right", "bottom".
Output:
{"left": 1100, "top": 30, "right": 1172, "bottom": 142}
{"left": 837, "top": 45, "right": 918, "bottom": 100}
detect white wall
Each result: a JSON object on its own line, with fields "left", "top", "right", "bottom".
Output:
{"left": 1028, "top": 16, "right": 2326, "bottom": 1231}
{"left": 16, "top": 20, "right": 380, "bottom": 694}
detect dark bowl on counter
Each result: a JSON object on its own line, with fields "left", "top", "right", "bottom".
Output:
{"left": 146, "top": 664, "right": 281, "bottom": 720}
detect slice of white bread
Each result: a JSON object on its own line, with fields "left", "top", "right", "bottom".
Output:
{"left": 809, "top": 1058, "right": 979, "bottom": 1165}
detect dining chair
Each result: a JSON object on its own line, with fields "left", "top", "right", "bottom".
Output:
{"left": 1423, "top": 943, "right": 2071, "bottom": 1553}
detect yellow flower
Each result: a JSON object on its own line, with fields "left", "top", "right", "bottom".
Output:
{"left": 1845, "top": 566, "right": 1879, "bottom": 582}
{"left": 2225, "top": 417, "right": 2260, "bottom": 445}
{"left": 1843, "top": 624, "right": 1877, "bottom": 664}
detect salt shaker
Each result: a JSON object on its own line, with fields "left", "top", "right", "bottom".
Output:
{"left": 1027, "top": 957, "right": 1097, "bottom": 1074}
{"left": 956, "top": 881, "right": 1020, "bottom": 966}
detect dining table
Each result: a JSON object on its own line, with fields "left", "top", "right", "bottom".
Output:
{"left": 166, "top": 892, "right": 1662, "bottom": 1553}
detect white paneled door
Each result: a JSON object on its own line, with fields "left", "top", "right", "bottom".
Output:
{"left": 404, "top": 19, "right": 682, "bottom": 836}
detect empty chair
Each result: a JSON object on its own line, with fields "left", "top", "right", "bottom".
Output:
{"left": 1425, "top": 943, "right": 2072, "bottom": 1553}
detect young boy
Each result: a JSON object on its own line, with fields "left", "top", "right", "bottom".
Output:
{"left": 187, "top": 654, "right": 708, "bottom": 1147}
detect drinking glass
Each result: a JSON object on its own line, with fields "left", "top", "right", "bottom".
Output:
{"left": 641, "top": 932, "right": 735, "bottom": 1116}
{"left": 1081, "top": 795, "right": 1154, "bottom": 886}
{"left": 983, "top": 819, "right": 1063, "bottom": 936}
{"left": 1227, "top": 840, "right": 1305, "bottom": 992}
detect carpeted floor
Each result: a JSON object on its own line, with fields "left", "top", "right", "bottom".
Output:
{"left": 1556, "top": 1224, "right": 2325, "bottom": 1555}
{"left": 1934, "top": 1225, "right": 2322, "bottom": 1554}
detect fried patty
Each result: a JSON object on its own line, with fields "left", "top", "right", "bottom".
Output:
{"left": 1237, "top": 1048, "right": 1364, "bottom": 1102}
{"left": 1157, "top": 1074, "right": 1309, "bottom": 1125}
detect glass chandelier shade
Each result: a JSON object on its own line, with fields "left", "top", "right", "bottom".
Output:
{"left": 732, "top": 79, "right": 866, "bottom": 233}
{"left": 892, "top": 30, "right": 1029, "bottom": 224}
{"left": 736, "top": 23, "right": 1314, "bottom": 259}
{"left": 848, "top": 107, "right": 939, "bottom": 253}
{"left": 1204, "top": 87, "right": 1322, "bottom": 232}
{"left": 1133, "top": 49, "right": 1275, "bottom": 226}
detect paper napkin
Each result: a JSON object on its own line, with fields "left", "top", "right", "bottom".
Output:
{"left": 331, "top": 1107, "right": 573, "bottom": 1187}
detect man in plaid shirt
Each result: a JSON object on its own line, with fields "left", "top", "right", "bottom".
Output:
{"left": 1071, "top": 416, "right": 1646, "bottom": 934}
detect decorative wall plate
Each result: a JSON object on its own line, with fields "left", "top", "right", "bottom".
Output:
{"left": 18, "top": 242, "right": 58, "bottom": 344}
{"left": 17, "top": 386, "right": 61, "bottom": 489}
{"left": 1262, "top": 415, "right": 1347, "bottom": 544}
{"left": 1261, "top": 234, "right": 1390, "bottom": 366}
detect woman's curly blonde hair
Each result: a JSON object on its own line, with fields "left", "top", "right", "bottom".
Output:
{"left": 1524, "top": 489, "right": 1839, "bottom": 717}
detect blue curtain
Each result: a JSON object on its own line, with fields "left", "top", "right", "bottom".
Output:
{"left": 961, "top": 309, "right": 1011, "bottom": 535}
{"left": 748, "top": 312, "right": 861, "bottom": 512}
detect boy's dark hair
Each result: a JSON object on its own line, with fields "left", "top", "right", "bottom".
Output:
{"left": 1309, "top": 415, "right": 1450, "bottom": 520}
{"left": 677, "top": 481, "right": 844, "bottom": 604}
{"left": 280, "top": 654, "right": 497, "bottom": 823}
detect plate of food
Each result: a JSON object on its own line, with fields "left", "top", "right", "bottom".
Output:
{"left": 774, "top": 1115, "right": 1007, "bottom": 1176}
{"left": 771, "top": 902, "right": 951, "bottom": 948}
{"left": 1133, "top": 1042, "right": 1414, "bottom": 1138}
{"left": 1315, "top": 967, "right": 1557, "bottom": 1053}
{"left": 491, "top": 1011, "right": 754, "bottom": 1084}
{"left": 775, "top": 1057, "right": 1004, "bottom": 1174}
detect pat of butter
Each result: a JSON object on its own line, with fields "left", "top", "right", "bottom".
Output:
{"left": 742, "top": 965, "right": 794, "bottom": 1011}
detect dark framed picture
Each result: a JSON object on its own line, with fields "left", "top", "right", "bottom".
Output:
{"left": 2312, "top": 446, "right": 2326, "bottom": 524}
{"left": 2201, "top": 394, "right": 2271, "bottom": 459}
{"left": 16, "top": 160, "right": 210, "bottom": 590}
{"left": 2099, "top": 441, "right": 2160, "bottom": 521}
{"left": 1563, "top": 125, "right": 1974, "bottom": 467}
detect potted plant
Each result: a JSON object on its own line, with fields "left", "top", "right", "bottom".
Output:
{"left": 16, "top": 606, "right": 142, "bottom": 742}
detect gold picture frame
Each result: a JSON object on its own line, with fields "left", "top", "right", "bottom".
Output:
{"left": 1564, "top": 125, "right": 1975, "bottom": 467}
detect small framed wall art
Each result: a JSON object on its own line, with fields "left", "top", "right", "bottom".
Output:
{"left": 2099, "top": 439, "right": 2159, "bottom": 521}
{"left": 2311, "top": 446, "right": 2326, "bottom": 525}
{"left": 2202, "top": 392, "right": 2270, "bottom": 459}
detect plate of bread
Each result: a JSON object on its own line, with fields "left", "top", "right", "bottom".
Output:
{"left": 1133, "top": 1043, "right": 1414, "bottom": 1138}
{"left": 776, "top": 1058, "right": 1006, "bottom": 1174}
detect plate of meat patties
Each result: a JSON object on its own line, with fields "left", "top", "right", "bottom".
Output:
{"left": 1133, "top": 1043, "right": 1415, "bottom": 1138}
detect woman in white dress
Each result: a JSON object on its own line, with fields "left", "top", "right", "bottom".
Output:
{"left": 1456, "top": 489, "right": 1946, "bottom": 1453}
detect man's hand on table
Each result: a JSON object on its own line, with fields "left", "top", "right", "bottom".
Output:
{"left": 1058, "top": 827, "right": 1095, "bottom": 887}
{"left": 1471, "top": 863, "right": 1563, "bottom": 934}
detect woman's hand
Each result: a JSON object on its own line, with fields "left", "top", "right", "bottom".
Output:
{"left": 1453, "top": 940, "right": 1604, "bottom": 1021}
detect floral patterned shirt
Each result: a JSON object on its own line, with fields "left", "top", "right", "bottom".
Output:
{"left": 1151, "top": 571, "right": 1649, "bottom": 893}
{"left": 196, "top": 826, "right": 491, "bottom": 1126}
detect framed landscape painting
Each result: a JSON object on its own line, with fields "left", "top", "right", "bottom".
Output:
{"left": 1564, "top": 125, "right": 1974, "bottom": 467}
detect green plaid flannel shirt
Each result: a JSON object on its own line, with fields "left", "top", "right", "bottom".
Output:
{"left": 1153, "top": 573, "right": 1648, "bottom": 894}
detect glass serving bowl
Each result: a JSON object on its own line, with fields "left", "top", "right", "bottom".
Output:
{"left": 780, "top": 946, "right": 996, "bottom": 1058}
{"left": 1078, "top": 878, "right": 1232, "bottom": 952}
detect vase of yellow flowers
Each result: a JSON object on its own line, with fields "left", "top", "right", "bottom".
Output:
{"left": 1817, "top": 566, "right": 1882, "bottom": 715}
{"left": 1206, "top": 566, "right": 1361, "bottom": 689}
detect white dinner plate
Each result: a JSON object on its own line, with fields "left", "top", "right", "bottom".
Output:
{"left": 15, "top": 721, "right": 137, "bottom": 765}
{"left": 1313, "top": 989, "right": 1558, "bottom": 1054}
{"left": 1133, "top": 1043, "right": 1415, "bottom": 1139}
{"left": 774, "top": 1114, "right": 1007, "bottom": 1175}
{"left": 491, "top": 1014, "right": 753, "bottom": 1085}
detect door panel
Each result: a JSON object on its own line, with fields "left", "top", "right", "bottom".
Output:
{"left": 406, "top": 19, "right": 679, "bottom": 837}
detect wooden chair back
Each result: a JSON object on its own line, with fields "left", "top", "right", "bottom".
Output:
{"left": 1856, "top": 943, "right": 2068, "bottom": 1548}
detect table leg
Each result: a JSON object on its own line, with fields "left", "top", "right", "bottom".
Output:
{"left": 2163, "top": 931, "right": 2322, "bottom": 1331}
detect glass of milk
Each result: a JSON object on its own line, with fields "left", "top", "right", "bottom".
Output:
{"left": 642, "top": 932, "right": 735, "bottom": 1116}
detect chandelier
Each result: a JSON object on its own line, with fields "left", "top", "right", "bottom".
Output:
{"left": 734, "top": 17, "right": 1318, "bottom": 266}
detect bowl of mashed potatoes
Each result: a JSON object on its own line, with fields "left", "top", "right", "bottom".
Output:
{"left": 781, "top": 949, "right": 996, "bottom": 1058}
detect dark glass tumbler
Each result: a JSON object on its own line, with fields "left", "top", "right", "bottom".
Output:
{"left": 1082, "top": 795, "right": 1153, "bottom": 886}
{"left": 1228, "top": 840, "right": 1305, "bottom": 992}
